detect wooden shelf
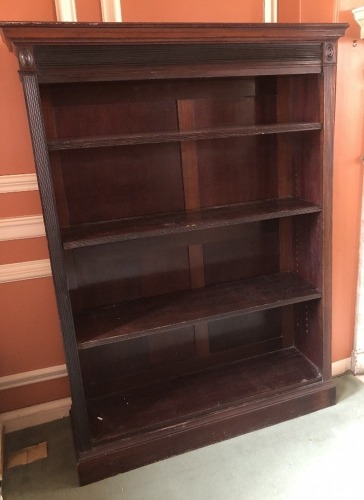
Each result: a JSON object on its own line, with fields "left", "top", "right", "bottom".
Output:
{"left": 62, "top": 198, "right": 321, "bottom": 249}
{"left": 87, "top": 347, "right": 322, "bottom": 445}
{"left": 48, "top": 122, "right": 322, "bottom": 151}
{"left": 76, "top": 272, "right": 321, "bottom": 349}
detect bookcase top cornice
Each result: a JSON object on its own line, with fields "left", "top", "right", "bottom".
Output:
{"left": 0, "top": 22, "right": 349, "bottom": 51}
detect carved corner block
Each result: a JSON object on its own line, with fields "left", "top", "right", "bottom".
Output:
{"left": 17, "top": 47, "right": 36, "bottom": 73}
{"left": 323, "top": 42, "right": 336, "bottom": 64}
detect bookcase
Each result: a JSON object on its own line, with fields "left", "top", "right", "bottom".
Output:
{"left": 0, "top": 22, "right": 347, "bottom": 485}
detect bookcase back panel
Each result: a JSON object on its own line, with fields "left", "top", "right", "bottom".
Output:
{"left": 69, "top": 220, "right": 281, "bottom": 311}
{"left": 79, "top": 307, "right": 285, "bottom": 398}
{"left": 79, "top": 326, "right": 197, "bottom": 396}
{"left": 293, "top": 213, "right": 322, "bottom": 286}
{"left": 48, "top": 86, "right": 179, "bottom": 138}
{"left": 203, "top": 219, "right": 280, "bottom": 285}
{"left": 44, "top": 77, "right": 258, "bottom": 137}
{"left": 55, "top": 143, "right": 185, "bottom": 225}
{"left": 293, "top": 132, "right": 322, "bottom": 204}
{"left": 55, "top": 99, "right": 178, "bottom": 137}
{"left": 208, "top": 309, "right": 282, "bottom": 353}
{"left": 70, "top": 243, "right": 191, "bottom": 310}
{"left": 47, "top": 78, "right": 257, "bottom": 103}
{"left": 197, "top": 136, "right": 277, "bottom": 207}
{"left": 284, "top": 74, "right": 321, "bottom": 123}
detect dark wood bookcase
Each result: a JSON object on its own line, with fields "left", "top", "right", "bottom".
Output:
{"left": 0, "top": 22, "right": 347, "bottom": 484}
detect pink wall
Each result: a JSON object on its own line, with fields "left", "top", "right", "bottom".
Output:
{"left": 122, "top": 0, "right": 262, "bottom": 22}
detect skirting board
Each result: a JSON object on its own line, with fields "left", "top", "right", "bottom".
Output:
{"left": 0, "top": 398, "right": 71, "bottom": 434}
{"left": 0, "top": 359, "right": 352, "bottom": 434}
{"left": 332, "top": 357, "right": 352, "bottom": 377}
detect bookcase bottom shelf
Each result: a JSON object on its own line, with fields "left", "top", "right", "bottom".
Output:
{"left": 77, "top": 348, "right": 336, "bottom": 485}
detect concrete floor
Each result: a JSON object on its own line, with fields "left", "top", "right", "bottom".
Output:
{"left": 3, "top": 374, "right": 364, "bottom": 500}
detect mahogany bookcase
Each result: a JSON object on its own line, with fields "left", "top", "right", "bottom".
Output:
{"left": 0, "top": 22, "right": 347, "bottom": 484}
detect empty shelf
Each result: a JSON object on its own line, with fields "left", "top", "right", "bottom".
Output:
{"left": 76, "top": 272, "right": 321, "bottom": 349}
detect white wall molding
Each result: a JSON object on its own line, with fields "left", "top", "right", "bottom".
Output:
{"left": 353, "top": 157, "right": 364, "bottom": 374}
{"left": 0, "top": 215, "right": 45, "bottom": 241}
{"left": 264, "top": 0, "right": 277, "bottom": 22}
{"left": 352, "top": 350, "right": 364, "bottom": 374}
{"left": 0, "top": 174, "right": 38, "bottom": 193}
{"left": 353, "top": 7, "right": 364, "bottom": 39}
{"left": 0, "top": 424, "right": 3, "bottom": 500}
{"left": 0, "top": 398, "right": 71, "bottom": 434}
{"left": 54, "top": 0, "right": 77, "bottom": 21}
{"left": 0, "top": 259, "right": 51, "bottom": 284}
{"left": 0, "top": 365, "right": 67, "bottom": 392}
{"left": 101, "top": 0, "right": 122, "bottom": 21}
{"left": 332, "top": 358, "right": 352, "bottom": 377}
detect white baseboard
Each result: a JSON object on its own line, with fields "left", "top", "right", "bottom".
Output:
{"left": 0, "top": 259, "right": 51, "bottom": 283}
{"left": 0, "top": 173, "right": 38, "bottom": 193}
{"left": 351, "top": 349, "right": 364, "bottom": 374}
{"left": 0, "top": 398, "right": 71, "bottom": 434}
{"left": 0, "top": 215, "right": 45, "bottom": 241}
{"left": 331, "top": 357, "right": 352, "bottom": 377}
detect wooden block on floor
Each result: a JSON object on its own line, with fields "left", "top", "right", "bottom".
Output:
{"left": 7, "top": 441, "right": 47, "bottom": 469}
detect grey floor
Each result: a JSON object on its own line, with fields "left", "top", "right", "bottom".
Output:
{"left": 3, "top": 374, "right": 364, "bottom": 500}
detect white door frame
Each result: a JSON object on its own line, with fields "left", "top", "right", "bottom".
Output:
{"left": 353, "top": 157, "right": 364, "bottom": 373}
